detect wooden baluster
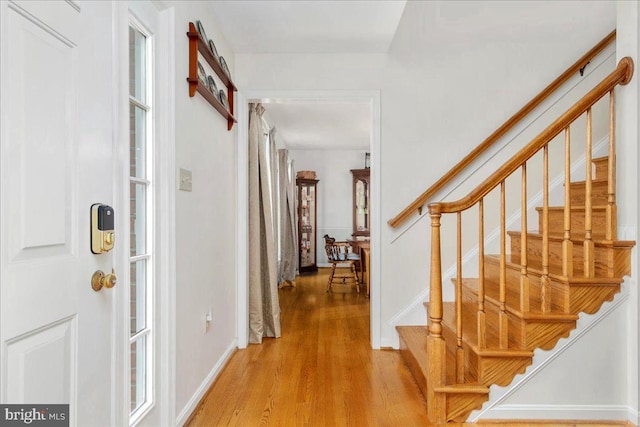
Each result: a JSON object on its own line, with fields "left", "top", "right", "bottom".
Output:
{"left": 562, "top": 127, "right": 573, "bottom": 277}
{"left": 584, "top": 108, "right": 595, "bottom": 277}
{"left": 477, "top": 199, "right": 486, "bottom": 348}
{"left": 499, "top": 181, "right": 508, "bottom": 349}
{"left": 541, "top": 144, "right": 551, "bottom": 312}
{"left": 520, "top": 163, "right": 530, "bottom": 313}
{"left": 427, "top": 212, "right": 446, "bottom": 416}
{"left": 456, "top": 212, "right": 464, "bottom": 383}
{"left": 606, "top": 89, "right": 617, "bottom": 241}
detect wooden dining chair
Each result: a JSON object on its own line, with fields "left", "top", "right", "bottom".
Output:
{"left": 323, "top": 234, "right": 360, "bottom": 293}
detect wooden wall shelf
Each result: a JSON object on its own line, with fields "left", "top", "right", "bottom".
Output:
{"left": 186, "top": 22, "right": 237, "bottom": 130}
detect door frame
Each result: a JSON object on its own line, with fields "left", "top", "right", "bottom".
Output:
{"left": 236, "top": 90, "right": 382, "bottom": 349}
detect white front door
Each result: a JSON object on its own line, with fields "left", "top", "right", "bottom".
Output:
{"left": 1, "top": 1, "right": 120, "bottom": 425}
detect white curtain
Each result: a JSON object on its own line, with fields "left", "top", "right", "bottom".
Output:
{"left": 278, "top": 148, "right": 297, "bottom": 285}
{"left": 248, "top": 103, "right": 281, "bottom": 343}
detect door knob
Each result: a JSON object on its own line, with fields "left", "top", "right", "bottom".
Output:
{"left": 92, "top": 269, "right": 117, "bottom": 291}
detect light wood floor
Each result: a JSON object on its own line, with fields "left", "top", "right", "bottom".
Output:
{"left": 185, "top": 269, "right": 633, "bottom": 427}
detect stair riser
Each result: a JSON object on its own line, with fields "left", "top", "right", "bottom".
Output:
{"left": 442, "top": 320, "right": 478, "bottom": 383}
{"left": 484, "top": 257, "right": 622, "bottom": 314}
{"left": 483, "top": 259, "right": 568, "bottom": 312}
{"left": 538, "top": 208, "right": 608, "bottom": 240}
{"left": 593, "top": 157, "right": 609, "bottom": 180}
{"left": 509, "top": 234, "right": 632, "bottom": 279}
{"left": 570, "top": 180, "right": 610, "bottom": 206}
{"left": 398, "top": 332, "right": 428, "bottom": 398}
{"left": 443, "top": 322, "right": 531, "bottom": 387}
{"left": 458, "top": 288, "right": 574, "bottom": 350}
{"left": 442, "top": 302, "right": 536, "bottom": 388}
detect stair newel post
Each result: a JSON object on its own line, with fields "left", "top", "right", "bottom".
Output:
{"left": 562, "top": 127, "right": 574, "bottom": 277}
{"left": 541, "top": 144, "right": 551, "bottom": 312}
{"left": 477, "top": 199, "right": 486, "bottom": 348}
{"left": 520, "top": 163, "right": 530, "bottom": 313}
{"left": 427, "top": 210, "right": 447, "bottom": 420}
{"left": 456, "top": 212, "right": 464, "bottom": 383}
{"left": 499, "top": 181, "right": 509, "bottom": 349}
{"left": 606, "top": 89, "right": 617, "bottom": 241}
{"left": 584, "top": 108, "right": 595, "bottom": 277}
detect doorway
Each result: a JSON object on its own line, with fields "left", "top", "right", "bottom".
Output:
{"left": 236, "top": 91, "right": 381, "bottom": 349}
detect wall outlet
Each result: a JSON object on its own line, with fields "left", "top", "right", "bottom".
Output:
{"left": 179, "top": 168, "right": 192, "bottom": 192}
{"left": 204, "top": 308, "right": 212, "bottom": 333}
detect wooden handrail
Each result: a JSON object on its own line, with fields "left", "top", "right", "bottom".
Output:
{"left": 429, "top": 57, "right": 634, "bottom": 216}
{"left": 388, "top": 30, "right": 616, "bottom": 228}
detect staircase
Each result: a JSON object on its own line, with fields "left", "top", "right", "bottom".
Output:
{"left": 396, "top": 57, "right": 635, "bottom": 423}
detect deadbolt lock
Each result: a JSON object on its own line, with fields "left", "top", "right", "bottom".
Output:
{"left": 91, "top": 269, "right": 117, "bottom": 292}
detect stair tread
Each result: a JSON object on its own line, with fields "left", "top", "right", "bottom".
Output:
{"left": 569, "top": 178, "right": 608, "bottom": 185}
{"left": 433, "top": 384, "right": 489, "bottom": 394}
{"left": 536, "top": 205, "right": 608, "bottom": 212}
{"left": 506, "top": 230, "right": 635, "bottom": 247}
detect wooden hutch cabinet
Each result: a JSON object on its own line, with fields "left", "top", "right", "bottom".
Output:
{"left": 297, "top": 178, "right": 319, "bottom": 273}
{"left": 351, "top": 169, "right": 370, "bottom": 237}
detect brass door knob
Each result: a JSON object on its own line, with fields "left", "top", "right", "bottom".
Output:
{"left": 92, "top": 269, "right": 117, "bottom": 291}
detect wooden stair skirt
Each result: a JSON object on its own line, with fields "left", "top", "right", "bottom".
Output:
{"left": 397, "top": 155, "right": 635, "bottom": 423}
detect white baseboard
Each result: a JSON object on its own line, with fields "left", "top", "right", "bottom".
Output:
{"left": 479, "top": 404, "right": 631, "bottom": 421}
{"left": 175, "top": 340, "right": 237, "bottom": 426}
{"left": 380, "top": 336, "right": 398, "bottom": 349}
{"left": 628, "top": 407, "right": 640, "bottom": 425}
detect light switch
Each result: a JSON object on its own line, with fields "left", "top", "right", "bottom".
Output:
{"left": 179, "top": 168, "right": 192, "bottom": 192}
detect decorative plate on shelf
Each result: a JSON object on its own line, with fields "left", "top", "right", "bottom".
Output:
{"left": 197, "top": 61, "right": 207, "bottom": 86}
{"left": 207, "top": 75, "right": 217, "bottom": 94}
{"left": 218, "top": 89, "right": 228, "bottom": 109}
{"left": 219, "top": 56, "right": 230, "bottom": 77}
{"left": 196, "top": 20, "right": 208, "bottom": 43}
{"left": 208, "top": 39, "right": 219, "bottom": 61}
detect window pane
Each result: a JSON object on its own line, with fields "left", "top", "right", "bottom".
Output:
{"left": 129, "top": 104, "right": 146, "bottom": 179}
{"left": 129, "top": 27, "right": 146, "bottom": 101}
{"left": 130, "top": 182, "right": 146, "bottom": 256}
{"left": 130, "top": 260, "right": 147, "bottom": 336}
{"left": 130, "top": 338, "right": 147, "bottom": 413}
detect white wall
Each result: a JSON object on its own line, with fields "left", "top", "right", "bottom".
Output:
{"left": 289, "top": 149, "right": 367, "bottom": 266}
{"left": 171, "top": 2, "right": 238, "bottom": 423}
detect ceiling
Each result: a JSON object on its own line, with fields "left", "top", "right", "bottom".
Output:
{"left": 262, "top": 102, "right": 371, "bottom": 151}
{"left": 206, "top": 1, "right": 401, "bottom": 151}
{"left": 207, "top": 1, "right": 407, "bottom": 54}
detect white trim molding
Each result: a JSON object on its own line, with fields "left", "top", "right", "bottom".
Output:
{"left": 174, "top": 341, "right": 237, "bottom": 427}
{"left": 481, "top": 404, "right": 632, "bottom": 421}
